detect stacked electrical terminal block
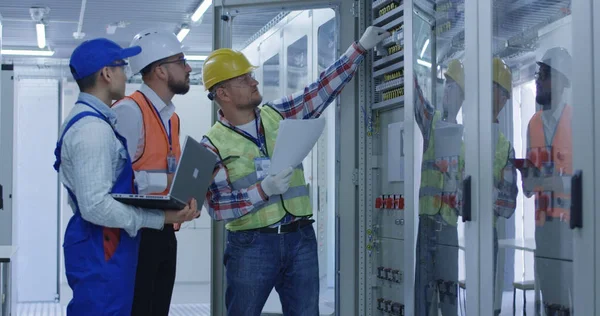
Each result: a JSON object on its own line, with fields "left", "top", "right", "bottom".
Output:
{"left": 372, "top": 0, "right": 405, "bottom": 111}
{"left": 366, "top": 2, "right": 406, "bottom": 315}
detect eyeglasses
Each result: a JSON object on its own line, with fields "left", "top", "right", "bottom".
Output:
{"left": 159, "top": 58, "right": 188, "bottom": 67}
{"left": 207, "top": 72, "right": 257, "bottom": 100}
{"left": 233, "top": 72, "right": 256, "bottom": 83}
{"left": 222, "top": 72, "right": 256, "bottom": 87}
{"left": 215, "top": 72, "right": 256, "bottom": 89}
{"left": 109, "top": 60, "right": 128, "bottom": 69}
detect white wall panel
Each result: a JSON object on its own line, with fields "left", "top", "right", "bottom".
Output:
{"left": 14, "top": 78, "right": 59, "bottom": 302}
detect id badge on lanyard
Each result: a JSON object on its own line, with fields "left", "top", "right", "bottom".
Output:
{"left": 166, "top": 119, "right": 179, "bottom": 173}
{"left": 251, "top": 119, "right": 270, "bottom": 181}
{"left": 255, "top": 157, "right": 271, "bottom": 181}
{"left": 150, "top": 101, "right": 178, "bottom": 174}
{"left": 167, "top": 151, "right": 177, "bottom": 173}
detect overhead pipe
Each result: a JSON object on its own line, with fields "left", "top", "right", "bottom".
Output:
{"left": 73, "top": 0, "right": 87, "bottom": 39}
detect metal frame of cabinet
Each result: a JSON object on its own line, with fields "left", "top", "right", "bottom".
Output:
{"left": 0, "top": 64, "right": 15, "bottom": 316}
{"left": 209, "top": 1, "right": 599, "bottom": 315}
{"left": 360, "top": 1, "right": 406, "bottom": 315}
{"left": 210, "top": 1, "right": 361, "bottom": 315}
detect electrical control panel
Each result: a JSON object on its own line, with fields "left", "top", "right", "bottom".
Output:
{"left": 365, "top": 0, "right": 406, "bottom": 315}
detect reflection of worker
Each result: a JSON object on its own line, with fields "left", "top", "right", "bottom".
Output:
{"left": 490, "top": 58, "right": 519, "bottom": 316}
{"left": 54, "top": 38, "right": 199, "bottom": 315}
{"left": 112, "top": 29, "right": 194, "bottom": 316}
{"left": 413, "top": 58, "right": 517, "bottom": 315}
{"left": 521, "top": 47, "right": 573, "bottom": 315}
{"left": 200, "top": 26, "right": 389, "bottom": 315}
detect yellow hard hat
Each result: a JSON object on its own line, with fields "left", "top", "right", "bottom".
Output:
{"left": 444, "top": 59, "right": 465, "bottom": 92}
{"left": 202, "top": 48, "right": 258, "bottom": 91}
{"left": 493, "top": 57, "right": 511, "bottom": 96}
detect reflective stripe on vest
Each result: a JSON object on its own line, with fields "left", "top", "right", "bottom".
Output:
{"left": 527, "top": 105, "right": 572, "bottom": 226}
{"left": 205, "top": 105, "right": 312, "bottom": 231}
{"left": 123, "top": 91, "right": 182, "bottom": 230}
{"left": 419, "top": 112, "right": 460, "bottom": 225}
{"left": 419, "top": 111, "right": 510, "bottom": 226}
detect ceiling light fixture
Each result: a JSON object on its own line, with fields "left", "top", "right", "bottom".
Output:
{"left": 186, "top": 55, "right": 208, "bottom": 61}
{"left": 417, "top": 59, "right": 432, "bottom": 68}
{"left": 191, "top": 0, "right": 212, "bottom": 23}
{"left": 1, "top": 49, "right": 55, "bottom": 56}
{"left": 420, "top": 39, "right": 429, "bottom": 58}
{"left": 29, "top": 6, "right": 50, "bottom": 48}
{"left": 36, "top": 23, "right": 47, "bottom": 48}
{"left": 177, "top": 24, "right": 191, "bottom": 42}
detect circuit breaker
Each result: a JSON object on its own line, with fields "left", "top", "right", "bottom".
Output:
{"left": 365, "top": 0, "right": 406, "bottom": 315}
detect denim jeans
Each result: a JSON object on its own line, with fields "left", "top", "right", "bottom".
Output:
{"left": 415, "top": 215, "right": 459, "bottom": 316}
{"left": 223, "top": 223, "right": 320, "bottom": 316}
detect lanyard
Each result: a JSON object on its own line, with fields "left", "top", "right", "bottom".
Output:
{"left": 149, "top": 102, "right": 172, "bottom": 153}
{"left": 234, "top": 118, "right": 268, "bottom": 156}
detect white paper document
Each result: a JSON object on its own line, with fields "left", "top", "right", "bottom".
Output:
{"left": 387, "top": 122, "right": 404, "bottom": 182}
{"left": 434, "top": 121, "right": 464, "bottom": 158}
{"left": 269, "top": 118, "right": 326, "bottom": 175}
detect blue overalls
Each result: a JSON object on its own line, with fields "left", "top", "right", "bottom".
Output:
{"left": 54, "top": 101, "right": 141, "bottom": 315}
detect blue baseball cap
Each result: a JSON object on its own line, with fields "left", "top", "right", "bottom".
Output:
{"left": 69, "top": 38, "right": 142, "bottom": 80}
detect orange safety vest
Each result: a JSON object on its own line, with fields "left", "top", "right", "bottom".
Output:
{"left": 124, "top": 90, "right": 182, "bottom": 230}
{"left": 527, "top": 105, "right": 572, "bottom": 226}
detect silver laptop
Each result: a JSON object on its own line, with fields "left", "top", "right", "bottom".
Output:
{"left": 112, "top": 135, "right": 215, "bottom": 210}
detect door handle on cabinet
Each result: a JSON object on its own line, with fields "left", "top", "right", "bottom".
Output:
{"left": 462, "top": 176, "right": 471, "bottom": 222}
{"left": 570, "top": 170, "right": 582, "bottom": 229}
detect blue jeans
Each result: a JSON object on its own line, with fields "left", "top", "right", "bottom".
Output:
{"left": 224, "top": 224, "right": 320, "bottom": 316}
{"left": 415, "top": 215, "right": 459, "bottom": 316}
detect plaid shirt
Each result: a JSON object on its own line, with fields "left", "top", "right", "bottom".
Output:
{"left": 414, "top": 77, "right": 518, "bottom": 220}
{"left": 201, "top": 42, "right": 366, "bottom": 223}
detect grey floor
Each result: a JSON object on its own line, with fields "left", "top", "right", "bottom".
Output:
{"left": 16, "top": 302, "right": 210, "bottom": 316}
{"left": 17, "top": 283, "right": 336, "bottom": 316}
{"left": 17, "top": 282, "right": 536, "bottom": 316}
{"left": 17, "top": 290, "right": 534, "bottom": 316}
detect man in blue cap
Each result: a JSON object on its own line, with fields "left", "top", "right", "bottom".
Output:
{"left": 53, "top": 38, "right": 200, "bottom": 315}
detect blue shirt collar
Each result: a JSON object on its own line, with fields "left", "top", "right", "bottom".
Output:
{"left": 76, "top": 92, "right": 118, "bottom": 125}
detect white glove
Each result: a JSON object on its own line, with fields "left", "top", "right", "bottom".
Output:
{"left": 359, "top": 26, "right": 391, "bottom": 51}
{"left": 261, "top": 167, "right": 294, "bottom": 197}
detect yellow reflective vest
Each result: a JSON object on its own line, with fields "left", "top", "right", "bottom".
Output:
{"left": 205, "top": 105, "right": 312, "bottom": 231}
{"left": 420, "top": 111, "right": 510, "bottom": 226}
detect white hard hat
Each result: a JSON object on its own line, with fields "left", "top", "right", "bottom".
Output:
{"left": 537, "top": 47, "right": 572, "bottom": 86}
{"left": 128, "top": 29, "right": 183, "bottom": 75}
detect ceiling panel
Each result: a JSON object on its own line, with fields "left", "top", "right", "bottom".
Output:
{"left": 0, "top": 0, "right": 279, "bottom": 62}
{"left": 415, "top": 0, "right": 571, "bottom": 67}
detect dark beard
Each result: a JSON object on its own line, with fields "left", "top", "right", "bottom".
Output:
{"left": 168, "top": 77, "right": 190, "bottom": 95}
{"left": 536, "top": 94, "right": 552, "bottom": 110}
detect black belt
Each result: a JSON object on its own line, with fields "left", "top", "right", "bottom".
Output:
{"left": 253, "top": 219, "right": 314, "bottom": 234}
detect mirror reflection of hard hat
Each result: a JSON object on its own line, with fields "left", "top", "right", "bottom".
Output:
{"left": 444, "top": 59, "right": 465, "bottom": 92}
{"left": 202, "top": 48, "right": 258, "bottom": 91}
{"left": 493, "top": 57, "right": 512, "bottom": 96}
{"left": 444, "top": 58, "right": 512, "bottom": 96}
{"left": 537, "top": 47, "right": 572, "bottom": 86}
{"left": 128, "top": 29, "right": 184, "bottom": 75}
